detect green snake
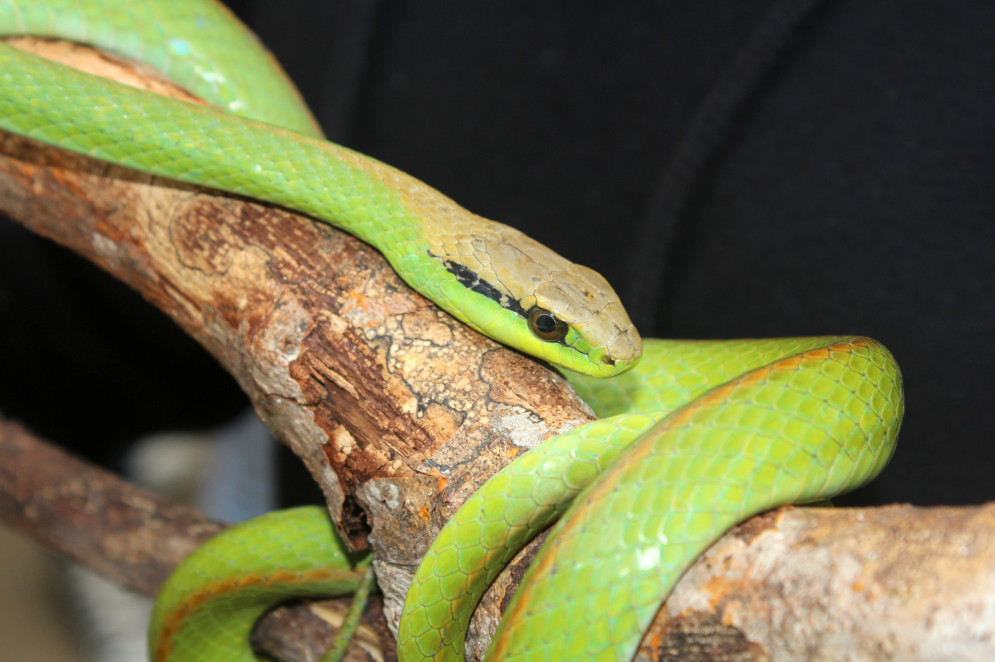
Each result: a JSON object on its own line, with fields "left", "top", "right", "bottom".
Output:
{"left": 0, "top": 1, "right": 904, "bottom": 660}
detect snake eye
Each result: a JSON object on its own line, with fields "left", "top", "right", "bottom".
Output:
{"left": 527, "top": 306, "right": 568, "bottom": 342}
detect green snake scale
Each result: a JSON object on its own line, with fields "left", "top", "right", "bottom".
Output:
{"left": 0, "top": 2, "right": 903, "bottom": 660}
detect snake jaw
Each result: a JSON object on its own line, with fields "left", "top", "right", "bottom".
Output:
{"left": 538, "top": 324, "right": 642, "bottom": 378}
{"left": 587, "top": 332, "right": 642, "bottom": 377}
{"left": 559, "top": 305, "right": 643, "bottom": 378}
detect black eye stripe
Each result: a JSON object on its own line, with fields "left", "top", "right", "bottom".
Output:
{"left": 435, "top": 255, "right": 526, "bottom": 317}
{"left": 431, "top": 253, "right": 572, "bottom": 345}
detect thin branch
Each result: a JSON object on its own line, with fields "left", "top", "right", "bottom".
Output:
{"left": 0, "top": 417, "right": 390, "bottom": 661}
{"left": 0, "top": 417, "right": 222, "bottom": 595}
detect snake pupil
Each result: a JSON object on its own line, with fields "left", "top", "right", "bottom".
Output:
{"left": 527, "top": 306, "right": 568, "bottom": 342}
{"left": 536, "top": 314, "right": 556, "bottom": 333}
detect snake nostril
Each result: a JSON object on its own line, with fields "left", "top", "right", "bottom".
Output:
{"left": 600, "top": 355, "right": 615, "bottom": 366}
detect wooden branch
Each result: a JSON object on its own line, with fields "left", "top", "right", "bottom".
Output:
{"left": 0, "top": 417, "right": 223, "bottom": 595}
{"left": 1, "top": 37, "right": 993, "bottom": 661}
{"left": 6, "top": 416, "right": 994, "bottom": 662}
{"left": 636, "top": 504, "right": 995, "bottom": 661}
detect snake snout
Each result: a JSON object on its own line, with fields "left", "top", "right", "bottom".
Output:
{"left": 587, "top": 324, "right": 642, "bottom": 376}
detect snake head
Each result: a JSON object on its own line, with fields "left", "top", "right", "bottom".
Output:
{"left": 517, "top": 263, "right": 642, "bottom": 377}
{"left": 426, "top": 220, "right": 642, "bottom": 378}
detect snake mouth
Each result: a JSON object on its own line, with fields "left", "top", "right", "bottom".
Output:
{"left": 586, "top": 351, "right": 640, "bottom": 378}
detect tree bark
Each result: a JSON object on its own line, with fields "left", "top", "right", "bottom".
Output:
{"left": 636, "top": 504, "right": 995, "bottom": 661}
{"left": 1, "top": 37, "right": 993, "bottom": 661}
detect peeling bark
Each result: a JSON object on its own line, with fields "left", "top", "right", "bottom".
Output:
{"left": 1, "top": 37, "right": 993, "bottom": 662}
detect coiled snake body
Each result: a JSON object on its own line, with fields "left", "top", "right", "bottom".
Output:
{"left": 0, "top": 2, "right": 903, "bottom": 660}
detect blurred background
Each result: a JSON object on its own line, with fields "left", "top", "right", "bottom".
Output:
{"left": 2, "top": 0, "right": 994, "bottom": 659}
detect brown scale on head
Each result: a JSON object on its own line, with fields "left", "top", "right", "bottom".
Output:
{"left": 430, "top": 218, "right": 642, "bottom": 375}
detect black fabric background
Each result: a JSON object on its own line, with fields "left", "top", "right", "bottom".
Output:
{"left": 1, "top": 1, "right": 992, "bottom": 506}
